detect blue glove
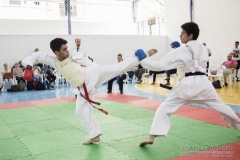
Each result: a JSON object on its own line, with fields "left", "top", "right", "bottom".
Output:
{"left": 135, "top": 49, "right": 147, "bottom": 61}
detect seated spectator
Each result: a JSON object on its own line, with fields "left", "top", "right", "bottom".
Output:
{"left": 145, "top": 70, "right": 165, "bottom": 85}
{"left": 12, "top": 62, "right": 25, "bottom": 84}
{"left": 127, "top": 70, "right": 134, "bottom": 83}
{"left": 42, "top": 64, "right": 56, "bottom": 88}
{"left": 33, "top": 64, "right": 43, "bottom": 83}
{"left": 19, "top": 61, "right": 25, "bottom": 72}
{"left": 210, "top": 54, "right": 237, "bottom": 86}
{"left": 135, "top": 64, "right": 147, "bottom": 84}
{"left": 1, "top": 63, "right": 13, "bottom": 91}
{"left": 164, "top": 41, "right": 180, "bottom": 85}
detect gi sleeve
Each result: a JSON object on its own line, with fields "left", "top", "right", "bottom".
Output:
{"left": 141, "top": 48, "right": 185, "bottom": 71}
{"left": 22, "top": 51, "right": 57, "bottom": 68}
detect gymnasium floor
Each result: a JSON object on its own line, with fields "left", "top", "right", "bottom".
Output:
{"left": 0, "top": 80, "right": 240, "bottom": 160}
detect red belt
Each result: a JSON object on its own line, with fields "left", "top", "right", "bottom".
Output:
{"left": 78, "top": 83, "right": 108, "bottom": 115}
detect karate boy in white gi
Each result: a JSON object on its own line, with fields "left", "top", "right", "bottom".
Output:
{"left": 22, "top": 38, "right": 144, "bottom": 145}
{"left": 135, "top": 22, "right": 240, "bottom": 147}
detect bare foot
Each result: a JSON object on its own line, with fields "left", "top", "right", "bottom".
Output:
{"left": 83, "top": 135, "right": 100, "bottom": 145}
{"left": 147, "top": 49, "right": 158, "bottom": 57}
{"left": 139, "top": 135, "right": 155, "bottom": 147}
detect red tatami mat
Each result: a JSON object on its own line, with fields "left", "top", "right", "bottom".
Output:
{"left": 95, "top": 94, "right": 240, "bottom": 128}
{"left": 0, "top": 97, "right": 75, "bottom": 109}
{"left": 175, "top": 108, "right": 232, "bottom": 127}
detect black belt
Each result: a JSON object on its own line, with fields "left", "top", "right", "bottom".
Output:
{"left": 185, "top": 72, "right": 205, "bottom": 77}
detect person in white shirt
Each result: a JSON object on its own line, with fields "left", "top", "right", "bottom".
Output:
{"left": 203, "top": 42, "right": 212, "bottom": 74}
{"left": 32, "top": 64, "right": 43, "bottom": 83}
{"left": 231, "top": 41, "right": 240, "bottom": 81}
{"left": 70, "top": 38, "right": 87, "bottom": 58}
{"left": 136, "top": 22, "right": 240, "bottom": 147}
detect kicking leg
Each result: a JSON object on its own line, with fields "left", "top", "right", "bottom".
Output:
{"left": 203, "top": 99, "right": 240, "bottom": 130}
{"left": 94, "top": 56, "right": 139, "bottom": 88}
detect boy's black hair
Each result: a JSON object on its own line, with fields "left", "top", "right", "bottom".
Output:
{"left": 181, "top": 22, "right": 199, "bottom": 40}
{"left": 50, "top": 38, "right": 67, "bottom": 52}
{"left": 235, "top": 41, "right": 239, "bottom": 44}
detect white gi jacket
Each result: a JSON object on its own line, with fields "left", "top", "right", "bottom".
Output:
{"left": 22, "top": 51, "right": 94, "bottom": 86}
{"left": 141, "top": 40, "right": 219, "bottom": 100}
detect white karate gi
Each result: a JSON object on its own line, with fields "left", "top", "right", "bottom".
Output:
{"left": 140, "top": 40, "right": 240, "bottom": 136}
{"left": 70, "top": 47, "right": 87, "bottom": 58}
{"left": 22, "top": 51, "right": 139, "bottom": 138}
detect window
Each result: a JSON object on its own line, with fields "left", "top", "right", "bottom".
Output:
{"left": 9, "top": 0, "right": 21, "bottom": 5}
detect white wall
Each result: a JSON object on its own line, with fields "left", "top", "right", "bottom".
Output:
{"left": 0, "top": 19, "right": 137, "bottom": 35}
{"left": 0, "top": 35, "right": 168, "bottom": 69}
{"left": 164, "top": 0, "right": 240, "bottom": 65}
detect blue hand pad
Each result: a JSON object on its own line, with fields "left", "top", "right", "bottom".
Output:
{"left": 135, "top": 49, "right": 147, "bottom": 61}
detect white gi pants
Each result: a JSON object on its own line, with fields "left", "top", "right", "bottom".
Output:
{"left": 76, "top": 56, "right": 139, "bottom": 138}
{"left": 150, "top": 76, "right": 240, "bottom": 136}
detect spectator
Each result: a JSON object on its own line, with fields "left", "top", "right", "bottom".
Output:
{"left": 210, "top": 54, "right": 237, "bottom": 86}
{"left": 203, "top": 42, "right": 212, "bottom": 74}
{"left": 12, "top": 62, "right": 24, "bottom": 84}
{"left": 70, "top": 38, "right": 87, "bottom": 58}
{"left": 33, "top": 64, "right": 43, "bottom": 83}
{"left": 1, "top": 63, "right": 13, "bottom": 91}
{"left": 135, "top": 64, "right": 147, "bottom": 84}
{"left": 144, "top": 70, "right": 165, "bottom": 85}
{"left": 165, "top": 41, "right": 180, "bottom": 85}
{"left": 107, "top": 53, "right": 126, "bottom": 94}
{"left": 42, "top": 64, "right": 56, "bottom": 88}
{"left": 231, "top": 41, "right": 240, "bottom": 81}
{"left": 19, "top": 61, "right": 25, "bottom": 72}
{"left": 127, "top": 70, "right": 135, "bottom": 83}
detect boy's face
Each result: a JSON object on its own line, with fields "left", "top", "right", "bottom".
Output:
{"left": 180, "top": 29, "right": 193, "bottom": 44}
{"left": 55, "top": 44, "right": 69, "bottom": 61}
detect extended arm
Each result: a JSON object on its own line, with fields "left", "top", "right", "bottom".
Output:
{"left": 140, "top": 49, "right": 184, "bottom": 71}
{"left": 22, "top": 51, "right": 57, "bottom": 68}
